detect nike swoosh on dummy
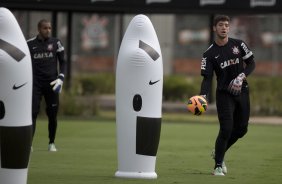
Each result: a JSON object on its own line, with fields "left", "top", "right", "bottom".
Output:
{"left": 13, "top": 82, "right": 27, "bottom": 90}
{"left": 149, "top": 80, "right": 160, "bottom": 85}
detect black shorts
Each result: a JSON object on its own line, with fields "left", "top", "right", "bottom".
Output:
{"left": 32, "top": 80, "right": 59, "bottom": 118}
{"left": 216, "top": 88, "right": 250, "bottom": 133}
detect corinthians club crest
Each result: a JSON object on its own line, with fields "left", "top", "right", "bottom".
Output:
{"left": 47, "top": 44, "right": 53, "bottom": 51}
{"left": 232, "top": 46, "right": 239, "bottom": 55}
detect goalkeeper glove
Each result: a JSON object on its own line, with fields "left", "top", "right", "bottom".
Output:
{"left": 228, "top": 73, "right": 246, "bottom": 95}
{"left": 50, "top": 73, "right": 64, "bottom": 93}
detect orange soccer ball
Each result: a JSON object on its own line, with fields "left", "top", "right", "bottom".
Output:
{"left": 187, "top": 95, "right": 208, "bottom": 116}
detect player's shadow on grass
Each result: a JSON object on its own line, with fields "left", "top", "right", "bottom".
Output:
{"left": 187, "top": 169, "right": 212, "bottom": 176}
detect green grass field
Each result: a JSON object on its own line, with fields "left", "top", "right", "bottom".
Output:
{"left": 29, "top": 115, "right": 282, "bottom": 184}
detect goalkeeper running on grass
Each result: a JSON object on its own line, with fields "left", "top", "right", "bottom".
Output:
{"left": 199, "top": 15, "right": 255, "bottom": 176}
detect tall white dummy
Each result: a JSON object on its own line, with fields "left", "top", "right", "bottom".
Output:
{"left": 0, "top": 7, "right": 33, "bottom": 184}
{"left": 115, "top": 14, "right": 163, "bottom": 179}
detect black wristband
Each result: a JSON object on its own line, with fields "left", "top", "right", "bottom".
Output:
{"left": 58, "top": 73, "right": 64, "bottom": 81}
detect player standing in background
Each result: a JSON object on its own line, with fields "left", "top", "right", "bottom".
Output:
{"left": 199, "top": 15, "right": 255, "bottom": 175}
{"left": 27, "top": 19, "right": 66, "bottom": 152}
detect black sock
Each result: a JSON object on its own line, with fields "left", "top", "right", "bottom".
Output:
{"left": 214, "top": 163, "right": 222, "bottom": 169}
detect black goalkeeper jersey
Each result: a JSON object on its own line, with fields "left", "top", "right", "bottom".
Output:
{"left": 27, "top": 36, "right": 65, "bottom": 82}
{"left": 200, "top": 38, "right": 254, "bottom": 94}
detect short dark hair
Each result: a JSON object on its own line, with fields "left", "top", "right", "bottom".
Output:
{"left": 37, "top": 19, "right": 50, "bottom": 29}
{"left": 213, "top": 15, "right": 230, "bottom": 26}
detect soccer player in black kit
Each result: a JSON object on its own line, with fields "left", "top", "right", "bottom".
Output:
{"left": 199, "top": 15, "right": 255, "bottom": 175}
{"left": 27, "top": 19, "right": 66, "bottom": 152}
